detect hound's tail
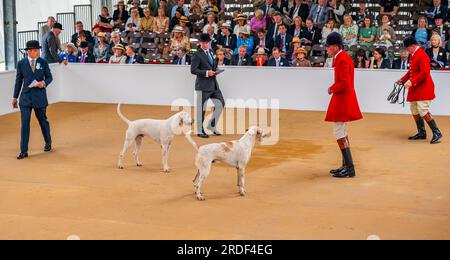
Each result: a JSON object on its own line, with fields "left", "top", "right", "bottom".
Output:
{"left": 117, "top": 103, "right": 131, "bottom": 125}
{"left": 184, "top": 131, "right": 199, "bottom": 152}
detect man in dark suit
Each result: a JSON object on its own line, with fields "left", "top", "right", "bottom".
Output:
{"left": 125, "top": 46, "right": 145, "bottom": 64}
{"left": 253, "top": 29, "right": 274, "bottom": 55}
{"left": 289, "top": 0, "right": 310, "bottom": 22}
{"left": 172, "top": 47, "right": 191, "bottom": 65}
{"left": 41, "top": 23, "right": 68, "bottom": 65}
{"left": 12, "top": 41, "right": 54, "bottom": 160}
{"left": 76, "top": 41, "right": 96, "bottom": 63}
{"left": 300, "top": 18, "right": 321, "bottom": 46}
{"left": 274, "top": 24, "right": 293, "bottom": 55}
{"left": 391, "top": 49, "right": 410, "bottom": 70}
{"left": 231, "top": 46, "right": 253, "bottom": 66}
{"left": 71, "top": 21, "right": 94, "bottom": 46}
{"left": 267, "top": 12, "right": 284, "bottom": 40}
{"left": 191, "top": 34, "right": 225, "bottom": 138}
{"left": 266, "top": 47, "right": 289, "bottom": 67}
{"left": 261, "top": 0, "right": 279, "bottom": 18}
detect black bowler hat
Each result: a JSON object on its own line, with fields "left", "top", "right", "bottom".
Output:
{"left": 325, "top": 32, "right": 343, "bottom": 47}
{"left": 79, "top": 41, "right": 89, "bottom": 48}
{"left": 403, "top": 37, "right": 418, "bottom": 48}
{"left": 52, "top": 22, "right": 63, "bottom": 30}
{"left": 199, "top": 33, "right": 212, "bottom": 43}
{"left": 24, "top": 40, "right": 41, "bottom": 50}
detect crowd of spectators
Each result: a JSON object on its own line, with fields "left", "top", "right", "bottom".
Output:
{"left": 38, "top": 0, "right": 450, "bottom": 69}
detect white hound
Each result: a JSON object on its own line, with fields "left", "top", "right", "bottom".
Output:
{"left": 117, "top": 104, "right": 193, "bottom": 173}
{"left": 185, "top": 126, "right": 268, "bottom": 200}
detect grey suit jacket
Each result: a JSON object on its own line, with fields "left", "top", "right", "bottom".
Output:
{"left": 41, "top": 31, "right": 63, "bottom": 64}
{"left": 308, "top": 4, "right": 329, "bottom": 24}
{"left": 190, "top": 49, "right": 219, "bottom": 92}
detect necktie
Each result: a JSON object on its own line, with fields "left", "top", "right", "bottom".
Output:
{"left": 81, "top": 54, "right": 86, "bottom": 63}
{"left": 178, "top": 57, "right": 182, "bottom": 65}
{"left": 315, "top": 7, "right": 322, "bottom": 23}
{"left": 276, "top": 59, "right": 280, "bottom": 67}
{"left": 281, "top": 35, "right": 285, "bottom": 51}
{"left": 294, "top": 6, "right": 300, "bottom": 18}
{"left": 273, "top": 24, "right": 278, "bottom": 39}
{"left": 238, "top": 57, "right": 242, "bottom": 66}
{"left": 206, "top": 51, "right": 213, "bottom": 65}
{"left": 31, "top": 59, "right": 35, "bottom": 72}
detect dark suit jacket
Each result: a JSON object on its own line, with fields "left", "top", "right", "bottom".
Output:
{"left": 172, "top": 54, "right": 191, "bottom": 65}
{"left": 266, "top": 57, "right": 289, "bottom": 67}
{"left": 391, "top": 58, "right": 410, "bottom": 70}
{"left": 76, "top": 52, "right": 96, "bottom": 63}
{"left": 288, "top": 4, "right": 310, "bottom": 22}
{"left": 230, "top": 54, "right": 252, "bottom": 66}
{"left": 426, "top": 47, "right": 448, "bottom": 69}
{"left": 71, "top": 30, "right": 94, "bottom": 46}
{"left": 217, "top": 34, "right": 237, "bottom": 51}
{"left": 190, "top": 49, "right": 219, "bottom": 91}
{"left": 14, "top": 57, "right": 53, "bottom": 108}
{"left": 300, "top": 26, "right": 321, "bottom": 45}
{"left": 261, "top": 4, "right": 279, "bottom": 17}
{"left": 267, "top": 22, "right": 283, "bottom": 40}
{"left": 113, "top": 9, "right": 130, "bottom": 23}
{"left": 41, "top": 31, "right": 63, "bottom": 64}
{"left": 126, "top": 54, "right": 145, "bottom": 64}
{"left": 274, "top": 33, "right": 293, "bottom": 53}
{"left": 253, "top": 37, "right": 274, "bottom": 54}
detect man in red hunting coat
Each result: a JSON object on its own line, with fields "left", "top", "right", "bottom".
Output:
{"left": 325, "top": 32, "right": 363, "bottom": 178}
{"left": 396, "top": 37, "right": 443, "bottom": 144}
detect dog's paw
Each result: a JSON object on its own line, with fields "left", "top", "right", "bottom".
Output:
{"left": 239, "top": 189, "right": 246, "bottom": 197}
{"left": 163, "top": 168, "right": 171, "bottom": 173}
{"left": 136, "top": 163, "right": 143, "bottom": 167}
{"left": 196, "top": 194, "right": 206, "bottom": 201}
{"left": 118, "top": 164, "right": 124, "bottom": 169}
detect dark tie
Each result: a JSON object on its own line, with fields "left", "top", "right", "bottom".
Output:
{"left": 178, "top": 57, "right": 182, "bottom": 65}
{"left": 81, "top": 54, "right": 85, "bottom": 63}
{"left": 315, "top": 7, "right": 322, "bottom": 23}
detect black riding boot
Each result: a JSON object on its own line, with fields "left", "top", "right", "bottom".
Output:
{"left": 426, "top": 119, "right": 443, "bottom": 144}
{"left": 332, "top": 148, "right": 356, "bottom": 178}
{"left": 409, "top": 116, "right": 427, "bottom": 140}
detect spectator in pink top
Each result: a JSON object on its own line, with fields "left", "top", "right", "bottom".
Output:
{"left": 250, "top": 9, "right": 267, "bottom": 34}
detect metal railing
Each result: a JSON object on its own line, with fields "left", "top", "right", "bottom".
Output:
{"left": 57, "top": 12, "right": 76, "bottom": 44}
{"left": 17, "top": 30, "right": 39, "bottom": 59}
{"left": 74, "top": 5, "right": 93, "bottom": 31}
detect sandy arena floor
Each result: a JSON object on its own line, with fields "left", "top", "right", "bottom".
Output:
{"left": 0, "top": 102, "right": 449, "bottom": 240}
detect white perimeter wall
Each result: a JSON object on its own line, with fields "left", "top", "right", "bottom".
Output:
{"left": 1, "top": 64, "right": 449, "bottom": 116}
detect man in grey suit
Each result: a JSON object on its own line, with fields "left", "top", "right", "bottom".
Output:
{"left": 190, "top": 33, "right": 225, "bottom": 138}
{"left": 41, "top": 23, "right": 68, "bottom": 65}
{"left": 308, "top": 0, "right": 328, "bottom": 25}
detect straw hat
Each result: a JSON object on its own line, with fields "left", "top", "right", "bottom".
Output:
{"left": 238, "top": 27, "right": 250, "bottom": 35}
{"left": 179, "top": 16, "right": 190, "bottom": 24}
{"left": 234, "top": 13, "right": 248, "bottom": 22}
{"left": 290, "top": 37, "right": 301, "bottom": 45}
{"left": 112, "top": 44, "right": 126, "bottom": 52}
{"left": 296, "top": 48, "right": 308, "bottom": 56}
{"left": 172, "top": 25, "right": 184, "bottom": 33}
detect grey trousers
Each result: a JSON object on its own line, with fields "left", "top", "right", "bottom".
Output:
{"left": 196, "top": 90, "right": 225, "bottom": 133}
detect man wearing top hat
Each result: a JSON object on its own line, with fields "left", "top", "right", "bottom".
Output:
{"left": 396, "top": 37, "right": 443, "bottom": 144}
{"left": 324, "top": 32, "right": 363, "bottom": 178}
{"left": 41, "top": 22, "right": 68, "bottom": 65}
{"left": 190, "top": 33, "right": 225, "bottom": 138}
{"left": 12, "top": 40, "right": 54, "bottom": 160}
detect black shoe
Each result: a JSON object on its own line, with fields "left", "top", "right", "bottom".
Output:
{"left": 409, "top": 117, "right": 427, "bottom": 140}
{"left": 430, "top": 129, "right": 443, "bottom": 144}
{"left": 332, "top": 165, "right": 356, "bottom": 178}
{"left": 330, "top": 159, "right": 345, "bottom": 174}
{"left": 197, "top": 132, "right": 210, "bottom": 138}
{"left": 426, "top": 119, "right": 443, "bottom": 144}
{"left": 17, "top": 153, "right": 28, "bottom": 160}
{"left": 44, "top": 143, "right": 52, "bottom": 152}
